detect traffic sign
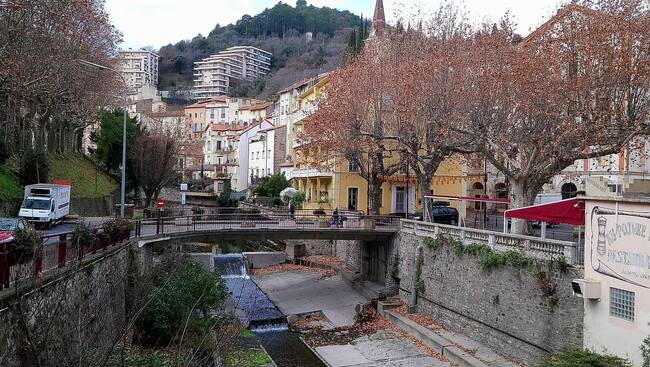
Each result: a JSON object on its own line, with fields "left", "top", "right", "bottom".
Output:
{"left": 156, "top": 199, "right": 165, "bottom": 208}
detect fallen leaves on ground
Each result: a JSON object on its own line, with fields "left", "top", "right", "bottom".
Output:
{"left": 393, "top": 303, "right": 444, "bottom": 331}
{"left": 250, "top": 263, "right": 335, "bottom": 278}
{"left": 392, "top": 302, "right": 526, "bottom": 366}
{"left": 292, "top": 313, "right": 328, "bottom": 331}
{"left": 300, "top": 256, "right": 346, "bottom": 269}
{"left": 301, "top": 304, "right": 448, "bottom": 362}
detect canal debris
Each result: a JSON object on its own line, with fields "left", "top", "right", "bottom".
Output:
{"left": 251, "top": 263, "right": 335, "bottom": 278}
{"left": 299, "top": 255, "right": 347, "bottom": 269}
{"left": 294, "top": 303, "right": 448, "bottom": 362}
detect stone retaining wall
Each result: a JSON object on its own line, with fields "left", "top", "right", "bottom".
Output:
{"left": 394, "top": 231, "right": 584, "bottom": 364}
{"left": 335, "top": 240, "right": 362, "bottom": 273}
{"left": 284, "top": 239, "right": 333, "bottom": 256}
{"left": 0, "top": 243, "right": 134, "bottom": 366}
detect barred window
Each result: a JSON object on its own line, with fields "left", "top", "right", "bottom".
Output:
{"left": 610, "top": 288, "right": 635, "bottom": 321}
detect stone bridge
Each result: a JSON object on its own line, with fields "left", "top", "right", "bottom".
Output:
{"left": 134, "top": 214, "right": 399, "bottom": 245}
{"left": 1, "top": 212, "right": 401, "bottom": 291}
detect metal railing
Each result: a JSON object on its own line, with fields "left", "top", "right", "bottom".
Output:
{"left": 0, "top": 227, "right": 131, "bottom": 291}
{"left": 1, "top": 211, "right": 401, "bottom": 290}
{"left": 133, "top": 212, "right": 402, "bottom": 237}
{"left": 401, "top": 219, "right": 581, "bottom": 265}
{"left": 464, "top": 212, "right": 578, "bottom": 242}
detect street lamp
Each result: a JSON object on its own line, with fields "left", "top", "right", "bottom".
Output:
{"left": 79, "top": 59, "right": 128, "bottom": 218}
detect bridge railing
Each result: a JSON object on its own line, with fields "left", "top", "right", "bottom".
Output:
{"left": 0, "top": 226, "right": 131, "bottom": 291}
{"left": 1, "top": 213, "right": 401, "bottom": 291}
{"left": 401, "top": 219, "right": 581, "bottom": 265}
{"left": 133, "top": 212, "right": 402, "bottom": 236}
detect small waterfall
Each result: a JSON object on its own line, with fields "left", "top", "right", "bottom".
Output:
{"left": 213, "top": 251, "right": 325, "bottom": 366}
{"left": 250, "top": 318, "right": 289, "bottom": 333}
{"left": 215, "top": 253, "right": 248, "bottom": 278}
{"left": 215, "top": 254, "right": 284, "bottom": 323}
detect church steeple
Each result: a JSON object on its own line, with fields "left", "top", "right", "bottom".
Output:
{"left": 372, "top": 0, "right": 386, "bottom": 36}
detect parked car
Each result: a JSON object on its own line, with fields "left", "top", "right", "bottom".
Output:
{"left": 390, "top": 209, "right": 458, "bottom": 224}
{"left": 0, "top": 217, "right": 29, "bottom": 245}
{"left": 399, "top": 206, "right": 459, "bottom": 225}
{"left": 429, "top": 206, "right": 460, "bottom": 225}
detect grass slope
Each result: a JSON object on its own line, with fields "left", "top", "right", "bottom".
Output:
{"left": 0, "top": 166, "right": 21, "bottom": 202}
{"left": 49, "top": 154, "right": 118, "bottom": 198}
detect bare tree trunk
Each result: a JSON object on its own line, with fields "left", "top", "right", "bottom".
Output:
{"left": 144, "top": 191, "right": 153, "bottom": 208}
{"left": 508, "top": 179, "right": 536, "bottom": 235}
{"left": 367, "top": 179, "right": 382, "bottom": 215}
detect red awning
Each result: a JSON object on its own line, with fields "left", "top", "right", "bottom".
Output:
{"left": 505, "top": 198, "right": 584, "bottom": 225}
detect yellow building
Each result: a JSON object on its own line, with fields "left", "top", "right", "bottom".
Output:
{"left": 287, "top": 75, "right": 472, "bottom": 216}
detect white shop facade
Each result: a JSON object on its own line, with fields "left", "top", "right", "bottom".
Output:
{"left": 581, "top": 197, "right": 650, "bottom": 364}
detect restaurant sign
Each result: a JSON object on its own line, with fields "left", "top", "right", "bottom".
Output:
{"left": 589, "top": 205, "right": 650, "bottom": 289}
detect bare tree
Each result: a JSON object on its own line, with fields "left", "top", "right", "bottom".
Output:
{"left": 0, "top": 0, "right": 120, "bottom": 153}
{"left": 456, "top": 2, "right": 650, "bottom": 233}
{"left": 301, "top": 38, "right": 405, "bottom": 214}
{"left": 386, "top": 3, "right": 475, "bottom": 205}
{"left": 131, "top": 128, "right": 179, "bottom": 208}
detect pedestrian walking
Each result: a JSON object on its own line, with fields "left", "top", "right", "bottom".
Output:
{"left": 289, "top": 202, "right": 295, "bottom": 220}
{"left": 332, "top": 207, "right": 339, "bottom": 228}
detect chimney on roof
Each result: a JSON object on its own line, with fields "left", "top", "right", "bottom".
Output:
{"left": 373, "top": 0, "right": 386, "bottom": 36}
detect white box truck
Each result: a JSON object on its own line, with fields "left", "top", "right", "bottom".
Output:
{"left": 18, "top": 184, "right": 71, "bottom": 227}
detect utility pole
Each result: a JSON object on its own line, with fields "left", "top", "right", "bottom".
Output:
{"left": 78, "top": 59, "right": 128, "bottom": 218}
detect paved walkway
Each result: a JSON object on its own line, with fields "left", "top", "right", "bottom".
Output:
{"left": 315, "top": 330, "right": 450, "bottom": 367}
{"left": 253, "top": 271, "right": 450, "bottom": 367}
{"left": 253, "top": 271, "right": 365, "bottom": 327}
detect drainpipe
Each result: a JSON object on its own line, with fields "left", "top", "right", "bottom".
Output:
{"left": 409, "top": 245, "right": 423, "bottom": 313}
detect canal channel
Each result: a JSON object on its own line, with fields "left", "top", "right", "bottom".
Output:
{"left": 213, "top": 241, "right": 324, "bottom": 367}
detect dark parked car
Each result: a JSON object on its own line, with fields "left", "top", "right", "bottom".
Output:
{"left": 429, "top": 206, "right": 459, "bottom": 225}
{"left": 390, "top": 207, "right": 458, "bottom": 225}
{"left": 396, "top": 205, "right": 459, "bottom": 225}
{"left": 0, "top": 217, "right": 29, "bottom": 245}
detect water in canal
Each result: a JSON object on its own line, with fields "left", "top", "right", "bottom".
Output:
{"left": 214, "top": 250, "right": 324, "bottom": 367}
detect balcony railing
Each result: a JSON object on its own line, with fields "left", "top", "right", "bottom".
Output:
{"left": 290, "top": 168, "right": 333, "bottom": 178}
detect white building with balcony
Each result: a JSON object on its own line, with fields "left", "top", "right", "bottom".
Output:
{"left": 246, "top": 125, "right": 287, "bottom": 185}
{"left": 117, "top": 49, "right": 159, "bottom": 100}
{"left": 192, "top": 46, "right": 271, "bottom": 100}
{"left": 203, "top": 124, "right": 243, "bottom": 179}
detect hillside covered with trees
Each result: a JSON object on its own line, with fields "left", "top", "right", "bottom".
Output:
{"left": 158, "top": 0, "right": 370, "bottom": 99}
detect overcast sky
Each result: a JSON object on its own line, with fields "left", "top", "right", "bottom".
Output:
{"left": 105, "top": 0, "right": 564, "bottom": 50}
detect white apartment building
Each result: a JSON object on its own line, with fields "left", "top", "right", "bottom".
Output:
{"left": 117, "top": 49, "right": 159, "bottom": 100}
{"left": 203, "top": 124, "right": 242, "bottom": 169}
{"left": 193, "top": 46, "right": 271, "bottom": 100}
{"left": 185, "top": 96, "right": 269, "bottom": 138}
{"left": 248, "top": 132, "right": 274, "bottom": 181}
{"left": 237, "top": 120, "right": 274, "bottom": 191}
{"left": 247, "top": 125, "right": 288, "bottom": 186}
{"left": 239, "top": 101, "right": 272, "bottom": 126}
